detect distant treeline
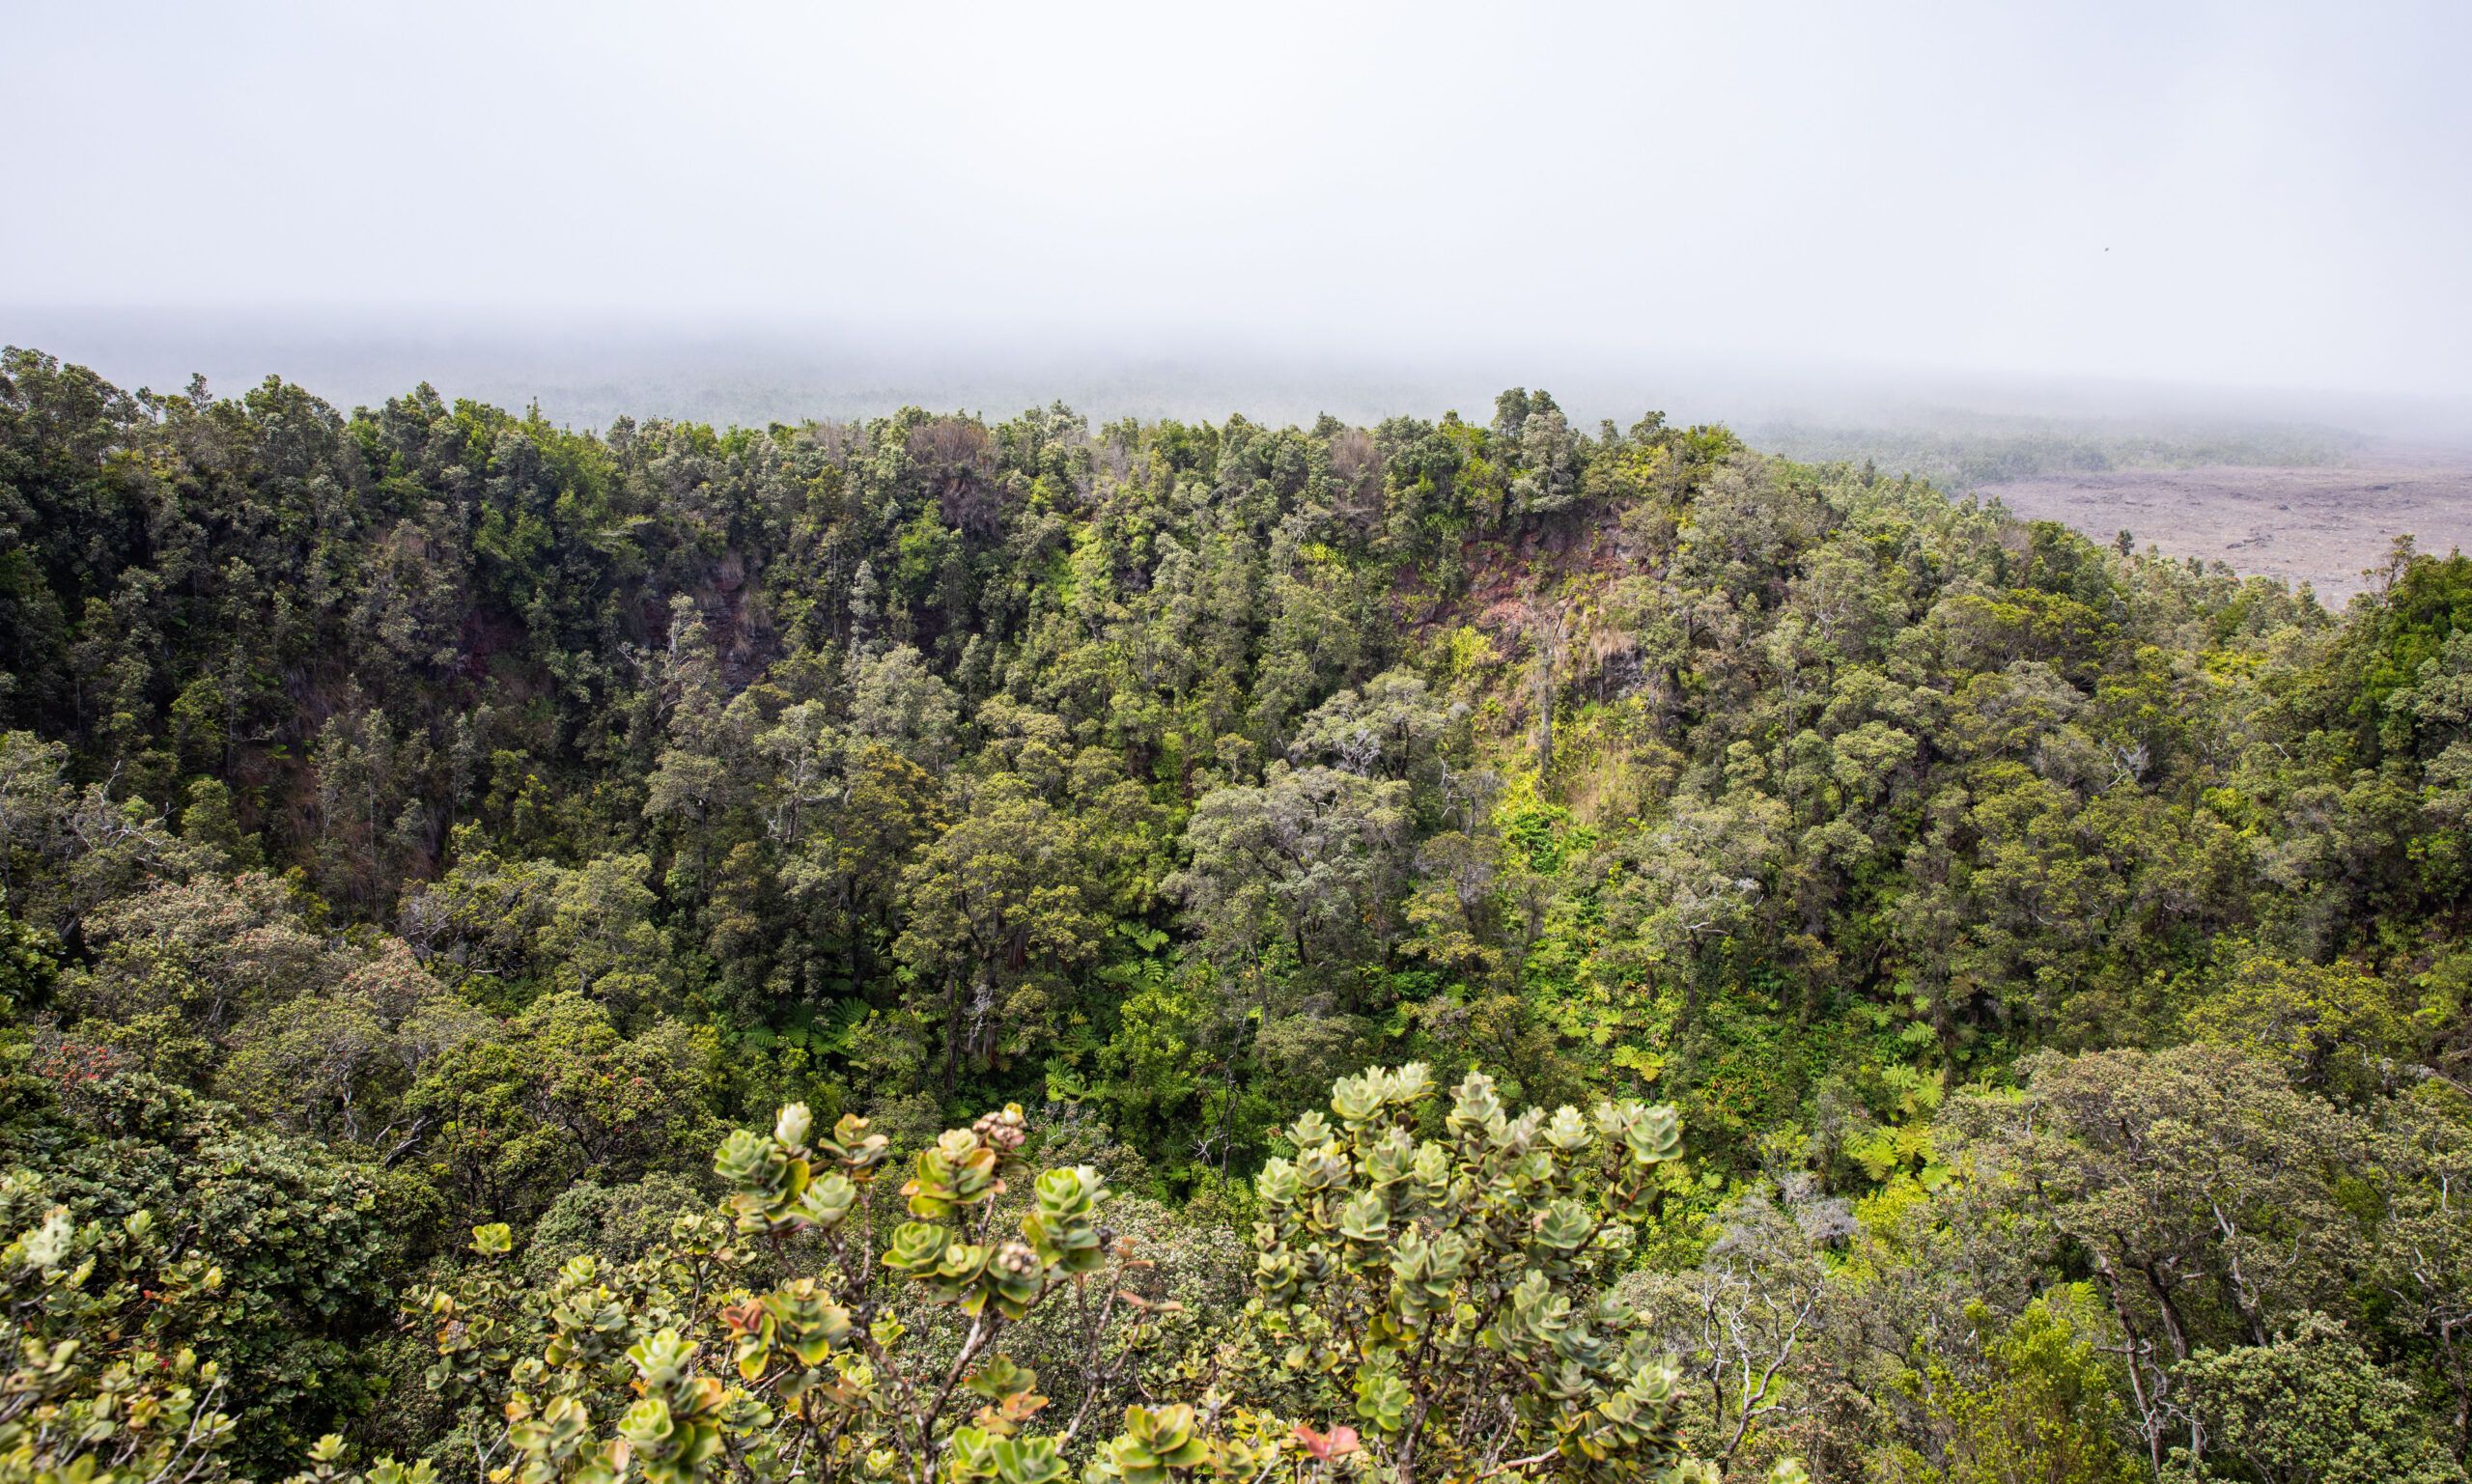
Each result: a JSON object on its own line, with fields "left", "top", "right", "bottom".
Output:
{"left": 1749, "top": 416, "right": 2366, "bottom": 487}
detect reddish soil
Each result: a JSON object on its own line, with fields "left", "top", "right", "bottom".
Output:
{"left": 1977, "top": 452, "right": 2472, "bottom": 604}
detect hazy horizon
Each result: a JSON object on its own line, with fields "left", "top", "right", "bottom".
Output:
{"left": 7, "top": 1, "right": 2470, "bottom": 438}
{"left": 10, "top": 304, "right": 2469, "bottom": 452}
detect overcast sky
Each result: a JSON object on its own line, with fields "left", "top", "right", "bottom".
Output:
{"left": 6, "top": 0, "right": 2468, "bottom": 410}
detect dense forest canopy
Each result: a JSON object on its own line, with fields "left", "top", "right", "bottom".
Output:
{"left": 2, "top": 345, "right": 2469, "bottom": 1482}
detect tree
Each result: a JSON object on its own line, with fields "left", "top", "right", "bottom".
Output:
{"left": 2181, "top": 949, "right": 2414, "bottom": 1103}
{"left": 1877, "top": 1290, "right": 2142, "bottom": 1484}
{"left": 1595, "top": 789, "right": 1785, "bottom": 1041}
{"left": 1172, "top": 764, "right": 1411, "bottom": 986}
{"left": 1946, "top": 1047, "right": 2374, "bottom": 1473}
{"left": 1168, "top": 765, "right": 1411, "bottom": 1168}
{"left": 2372, "top": 1087, "right": 2472, "bottom": 1461}
{"left": 772, "top": 734, "right": 946, "bottom": 1001}
{"left": 1619, "top": 1185, "right": 1832, "bottom": 1468}
{"left": 57, "top": 871, "right": 345, "bottom": 1081}
{"left": 3, "top": 1069, "right": 409, "bottom": 1473}
{"left": 894, "top": 774, "right": 1104, "bottom": 1092}
{"left": 643, "top": 598, "right": 757, "bottom": 908}
{"left": 402, "top": 841, "right": 677, "bottom": 1022}
{"left": 849, "top": 643, "right": 963, "bottom": 770}
{"left": 1288, "top": 668, "right": 1452, "bottom": 784}
{"left": 401, "top": 992, "right": 720, "bottom": 1226}
{"left": 0, "top": 730, "right": 217, "bottom": 943}
{"left": 2173, "top": 1312, "right": 2465, "bottom": 1484}
{"left": 216, "top": 941, "right": 496, "bottom": 1151}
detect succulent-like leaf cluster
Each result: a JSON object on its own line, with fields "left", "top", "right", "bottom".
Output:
{"left": 715, "top": 1102, "right": 890, "bottom": 1238}
{"left": 1251, "top": 1065, "right": 1719, "bottom": 1481}
{"left": 0, "top": 1186, "right": 240, "bottom": 1484}
{"left": 389, "top": 1099, "right": 1191, "bottom": 1484}
{"left": 372, "top": 1077, "right": 1796, "bottom": 1484}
